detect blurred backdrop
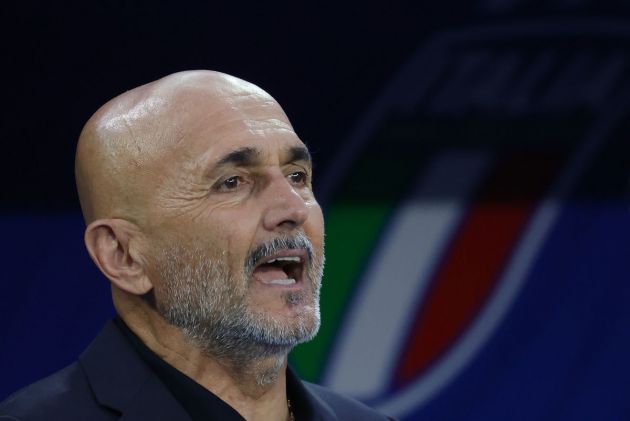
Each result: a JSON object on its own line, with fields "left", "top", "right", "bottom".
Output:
{"left": 2, "top": 1, "right": 630, "bottom": 420}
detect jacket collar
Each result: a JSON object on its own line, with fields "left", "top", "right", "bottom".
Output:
{"left": 79, "top": 320, "right": 341, "bottom": 421}
{"left": 78, "top": 320, "right": 191, "bottom": 420}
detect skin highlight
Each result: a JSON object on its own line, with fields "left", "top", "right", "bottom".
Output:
{"left": 75, "top": 70, "right": 325, "bottom": 421}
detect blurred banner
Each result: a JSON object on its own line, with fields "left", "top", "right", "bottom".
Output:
{"left": 290, "top": 20, "right": 630, "bottom": 420}
{"left": 2, "top": 5, "right": 630, "bottom": 421}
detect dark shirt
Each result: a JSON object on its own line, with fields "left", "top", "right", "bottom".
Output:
{"left": 114, "top": 318, "right": 313, "bottom": 421}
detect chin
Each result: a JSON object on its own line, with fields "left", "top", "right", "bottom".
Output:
{"left": 254, "top": 306, "right": 321, "bottom": 347}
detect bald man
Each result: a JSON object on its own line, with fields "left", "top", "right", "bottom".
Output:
{"left": 0, "top": 71, "right": 393, "bottom": 421}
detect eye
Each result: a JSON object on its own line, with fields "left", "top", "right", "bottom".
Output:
{"left": 216, "top": 175, "right": 243, "bottom": 192}
{"left": 288, "top": 171, "right": 308, "bottom": 185}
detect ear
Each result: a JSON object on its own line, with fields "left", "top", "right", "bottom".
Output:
{"left": 84, "top": 219, "right": 153, "bottom": 295}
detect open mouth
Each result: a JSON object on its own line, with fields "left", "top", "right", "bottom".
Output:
{"left": 252, "top": 250, "right": 307, "bottom": 286}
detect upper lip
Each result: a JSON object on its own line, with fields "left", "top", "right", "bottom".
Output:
{"left": 256, "top": 248, "right": 309, "bottom": 266}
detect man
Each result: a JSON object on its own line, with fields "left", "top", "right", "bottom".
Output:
{"left": 0, "top": 71, "right": 391, "bottom": 420}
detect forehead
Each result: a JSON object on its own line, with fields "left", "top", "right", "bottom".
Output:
{"left": 173, "top": 90, "right": 306, "bottom": 163}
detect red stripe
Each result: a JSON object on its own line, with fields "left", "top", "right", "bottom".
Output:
{"left": 394, "top": 152, "right": 562, "bottom": 387}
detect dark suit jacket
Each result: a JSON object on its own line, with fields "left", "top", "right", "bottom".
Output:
{"left": 0, "top": 321, "right": 392, "bottom": 420}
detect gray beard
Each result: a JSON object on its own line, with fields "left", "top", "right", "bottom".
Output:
{"left": 152, "top": 233, "right": 324, "bottom": 370}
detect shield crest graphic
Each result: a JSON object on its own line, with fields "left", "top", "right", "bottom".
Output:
{"left": 290, "top": 20, "right": 630, "bottom": 419}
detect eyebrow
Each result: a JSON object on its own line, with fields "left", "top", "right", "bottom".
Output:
{"left": 213, "top": 145, "right": 312, "bottom": 170}
{"left": 287, "top": 145, "right": 312, "bottom": 166}
{"left": 216, "top": 147, "right": 261, "bottom": 167}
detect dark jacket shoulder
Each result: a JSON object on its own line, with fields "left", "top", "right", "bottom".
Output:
{"left": 0, "top": 363, "right": 116, "bottom": 421}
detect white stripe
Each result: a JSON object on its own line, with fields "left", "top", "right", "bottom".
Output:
{"left": 375, "top": 199, "right": 559, "bottom": 416}
{"left": 323, "top": 151, "right": 491, "bottom": 398}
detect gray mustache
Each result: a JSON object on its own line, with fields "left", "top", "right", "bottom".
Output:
{"left": 245, "top": 233, "right": 314, "bottom": 274}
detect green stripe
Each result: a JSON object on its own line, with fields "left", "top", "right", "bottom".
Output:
{"left": 289, "top": 203, "right": 390, "bottom": 381}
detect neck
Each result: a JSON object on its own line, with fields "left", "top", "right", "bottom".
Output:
{"left": 116, "top": 294, "right": 291, "bottom": 421}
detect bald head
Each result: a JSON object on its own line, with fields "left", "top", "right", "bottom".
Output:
{"left": 76, "top": 70, "right": 325, "bottom": 381}
{"left": 75, "top": 70, "right": 286, "bottom": 224}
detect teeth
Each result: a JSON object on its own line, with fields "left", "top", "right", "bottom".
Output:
{"left": 268, "top": 278, "right": 296, "bottom": 285}
{"left": 267, "top": 256, "right": 301, "bottom": 264}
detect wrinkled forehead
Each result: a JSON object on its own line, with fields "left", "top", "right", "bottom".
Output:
{"left": 177, "top": 89, "right": 293, "bottom": 144}
{"left": 162, "top": 85, "right": 299, "bottom": 160}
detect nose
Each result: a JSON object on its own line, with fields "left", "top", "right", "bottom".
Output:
{"left": 262, "top": 173, "right": 309, "bottom": 231}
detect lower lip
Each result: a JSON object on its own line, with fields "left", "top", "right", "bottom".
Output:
{"left": 252, "top": 276, "right": 304, "bottom": 289}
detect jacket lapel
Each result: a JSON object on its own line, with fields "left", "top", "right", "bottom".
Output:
{"left": 78, "top": 320, "right": 191, "bottom": 421}
{"left": 286, "top": 367, "right": 338, "bottom": 421}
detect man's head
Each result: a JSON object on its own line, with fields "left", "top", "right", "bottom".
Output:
{"left": 75, "top": 71, "right": 325, "bottom": 361}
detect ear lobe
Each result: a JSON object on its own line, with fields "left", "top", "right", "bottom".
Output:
{"left": 84, "top": 219, "right": 153, "bottom": 295}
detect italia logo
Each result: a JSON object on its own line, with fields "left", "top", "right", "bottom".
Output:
{"left": 290, "top": 20, "right": 630, "bottom": 418}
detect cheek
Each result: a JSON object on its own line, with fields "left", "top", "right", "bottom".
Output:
{"left": 305, "top": 204, "right": 325, "bottom": 249}
{"left": 213, "top": 212, "right": 260, "bottom": 272}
